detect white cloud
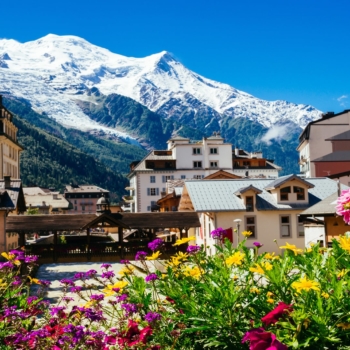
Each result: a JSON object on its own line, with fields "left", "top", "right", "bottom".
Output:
{"left": 261, "top": 125, "right": 289, "bottom": 146}
{"left": 337, "top": 95, "right": 348, "bottom": 107}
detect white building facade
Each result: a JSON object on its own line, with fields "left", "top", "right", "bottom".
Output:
{"left": 127, "top": 134, "right": 281, "bottom": 213}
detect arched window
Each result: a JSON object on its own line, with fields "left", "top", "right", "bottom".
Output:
{"left": 280, "top": 186, "right": 291, "bottom": 201}
{"left": 294, "top": 186, "right": 305, "bottom": 200}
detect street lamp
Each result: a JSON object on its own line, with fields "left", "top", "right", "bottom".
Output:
{"left": 233, "top": 219, "right": 242, "bottom": 246}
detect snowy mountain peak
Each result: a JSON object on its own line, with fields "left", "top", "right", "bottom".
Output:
{"left": 0, "top": 34, "right": 321, "bottom": 140}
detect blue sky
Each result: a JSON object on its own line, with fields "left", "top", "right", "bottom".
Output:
{"left": 1, "top": 0, "right": 349, "bottom": 112}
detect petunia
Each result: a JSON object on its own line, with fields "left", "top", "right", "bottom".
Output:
{"left": 242, "top": 327, "right": 288, "bottom": 350}
{"left": 261, "top": 302, "right": 293, "bottom": 325}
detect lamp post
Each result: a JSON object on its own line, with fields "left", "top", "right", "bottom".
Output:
{"left": 233, "top": 219, "right": 242, "bottom": 246}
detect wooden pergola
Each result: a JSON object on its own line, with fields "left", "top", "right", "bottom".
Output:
{"left": 6, "top": 212, "right": 200, "bottom": 263}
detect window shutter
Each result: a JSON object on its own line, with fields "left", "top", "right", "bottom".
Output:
{"left": 147, "top": 188, "right": 151, "bottom": 195}
{"left": 171, "top": 175, "right": 174, "bottom": 180}
{"left": 162, "top": 176, "right": 166, "bottom": 183}
{"left": 156, "top": 188, "right": 159, "bottom": 195}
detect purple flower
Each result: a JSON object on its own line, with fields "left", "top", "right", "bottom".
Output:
{"left": 187, "top": 245, "right": 201, "bottom": 254}
{"left": 50, "top": 306, "right": 66, "bottom": 316}
{"left": 121, "top": 303, "right": 138, "bottom": 315}
{"left": 101, "top": 263, "right": 112, "bottom": 269}
{"left": 135, "top": 251, "right": 148, "bottom": 260}
{"left": 144, "top": 311, "right": 162, "bottom": 323}
{"left": 101, "top": 271, "right": 115, "bottom": 279}
{"left": 85, "top": 269, "right": 97, "bottom": 277}
{"left": 116, "top": 293, "right": 128, "bottom": 303}
{"left": 12, "top": 276, "right": 21, "bottom": 286}
{"left": 145, "top": 273, "right": 159, "bottom": 283}
{"left": 27, "top": 296, "right": 38, "bottom": 304}
{"left": 74, "top": 272, "right": 85, "bottom": 280}
{"left": 39, "top": 280, "right": 51, "bottom": 287}
{"left": 242, "top": 328, "right": 288, "bottom": 350}
{"left": 0, "top": 261, "right": 14, "bottom": 269}
{"left": 210, "top": 227, "right": 227, "bottom": 239}
{"left": 253, "top": 242, "right": 263, "bottom": 248}
{"left": 70, "top": 286, "right": 82, "bottom": 293}
{"left": 62, "top": 296, "right": 74, "bottom": 303}
{"left": 120, "top": 259, "right": 130, "bottom": 264}
{"left": 148, "top": 238, "right": 164, "bottom": 251}
{"left": 60, "top": 278, "right": 75, "bottom": 286}
{"left": 24, "top": 256, "right": 38, "bottom": 263}
{"left": 90, "top": 294, "right": 104, "bottom": 301}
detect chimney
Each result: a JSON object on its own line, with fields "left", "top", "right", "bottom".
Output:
{"left": 4, "top": 175, "right": 11, "bottom": 189}
{"left": 234, "top": 148, "right": 239, "bottom": 156}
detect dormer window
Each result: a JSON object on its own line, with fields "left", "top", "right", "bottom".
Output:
{"left": 246, "top": 196, "right": 254, "bottom": 212}
{"left": 280, "top": 186, "right": 291, "bottom": 201}
{"left": 293, "top": 186, "right": 305, "bottom": 200}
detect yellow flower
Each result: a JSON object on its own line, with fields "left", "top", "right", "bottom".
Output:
{"left": 267, "top": 298, "right": 274, "bottom": 304}
{"left": 339, "top": 236, "right": 350, "bottom": 252}
{"left": 279, "top": 242, "right": 303, "bottom": 255}
{"left": 83, "top": 300, "right": 94, "bottom": 308}
{"left": 338, "top": 269, "right": 347, "bottom": 278}
{"left": 291, "top": 276, "right": 320, "bottom": 293}
{"left": 266, "top": 291, "right": 274, "bottom": 297}
{"left": 183, "top": 266, "right": 202, "bottom": 279}
{"left": 250, "top": 264, "right": 265, "bottom": 275}
{"left": 264, "top": 262, "right": 273, "bottom": 271}
{"left": 166, "top": 257, "right": 181, "bottom": 268}
{"left": 250, "top": 287, "right": 260, "bottom": 294}
{"left": 337, "top": 323, "right": 350, "bottom": 330}
{"left": 241, "top": 230, "right": 253, "bottom": 237}
{"left": 173, "top": 236, "right": 196, "bottom": 246}
{"left": 0, "top": 279, "right": 7, "bottom": 289}
{"left": 226, "top": 251, "right": 245, "bottom": 266}
{"left": 306, "top": 248, "right": 312, "bottom": 253}
{"left": 175, "top": 251, "right": 189, "bottom": 261}
{"left": 28, "top": 276, "right": 41, "bottom": 285}
{"left": 103, "top": 280, "right": 128, "bottom": 296}
{"left": 146, "top": 251, "right": 162, "bottom": 260}
{"left": 1, "top": 252, "right": 21, "bottom": 266}
{"left": 264, "top": 252, "right": 279, "bottom": 260}
{"left": 321, "top": 292, "right": 330, "bottom": 299}
{"left": 119, "top": 266, "right": 135, "bottom": 276}
{"left": 233, "top": 275, "right": 239, "bottom": 281}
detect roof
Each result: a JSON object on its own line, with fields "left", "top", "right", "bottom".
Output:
{"left": 23, "top": 187, "right": 48, "bottom": 195}
{"left": 234, "top": 185, "right": 262, "bottom": 196}
{"left": 300, "top": 192, "right": 340, "bottom": 216}
{"left": 326, "top": 130, "right": 350, "bottom": 141}
{"left": 25, "top": 193, "right": 71, "bottom": 209}
{"left": 6, "top": 213, "right": 128, "bottom": 232}
{"left": 128, "top": 150, "right": 175, "bottom": 172}
{"left": 181, "top": 177, "right": 342, "bottom": 212}
{"left": 312, "top": 150, "right": 350, "bottom": 162}
{"left": 0, "top": 179, "right": 26, "bottom": 211}
{"left": 264, "top": 174, "right": 314, "bottom": 190}
{"left": 64, "top": 185, "right": 109, "bottom": 193}
{"left": 112, "top": 212, "right": 200, "bottom": 229}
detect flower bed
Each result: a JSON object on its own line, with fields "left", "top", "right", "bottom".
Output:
{"left": 1, "top": 191, "right": 350, "bottom": 349}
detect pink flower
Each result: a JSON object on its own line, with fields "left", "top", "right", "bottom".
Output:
{"left": 336, "top": 189, "right": 350, "bottom": 224}
{"left": 242, "top": 328, "right": 288, "bottom": 350}
{"left": 261, "top": 302, "right": 293, "bottom": 325}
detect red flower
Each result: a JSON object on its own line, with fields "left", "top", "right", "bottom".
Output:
{"left": 261, "top": 302, "right": 293, "bottom": 325}
{"left": 165, "top": 296, "right": 175, "bottom": 304}
{"left": 242, "top": 328, "right": 288, "bottom": 350}
{"left": 117, "top": 320, "right": 153, "bottom": 348}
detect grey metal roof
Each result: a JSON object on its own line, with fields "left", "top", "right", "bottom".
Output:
{"left": 183, "top": 177, "right": 344, "bottom": 212}
{"left": 234, "top": 185, "right": 262, "bottom": 195}
{"left": 264, "top": 174, "right": 314, "bottom": 190}
{"left": 300, "top": 192, "right": 339, "bottom": 216}
{"left": 312, "top": 150, "right": 350, "bottom": 162}
{"left": 326, "top": 130, "right": 350, "bottom": 141}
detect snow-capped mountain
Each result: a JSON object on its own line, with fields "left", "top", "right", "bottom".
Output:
{"left": 0, "top": 34, "right": 321, "bottom": 144}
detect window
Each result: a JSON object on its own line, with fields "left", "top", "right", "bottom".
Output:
{"left": 74, "top": 200, "right": 77, "bottom": 204}
{"left": 210, "top": 161, "right": 218, "bottom": 168}
{"left": 293, "top": 186, "right": 305, "bottom": 200}
{"left": 297, "top": 216, "right": 305, "bottom": 237}
{"left": 280, "top": 215, "right": 291, "bottom": 237}
{"left": 193, "top": 161, "right": 202, "bottom": 168}
{"left": 246, "top": 196, "right": 254, "bottom": 212}
{"left": 245, "top": 216, "right": 256, "bottom": 238}
{"left": 210, "top": 148, "right": 218, "bottom": 154}
{"left": 193, "top": 175, "right": 204, "bottom": 179}
{"left": 162, "top": 175, "right": 174, "bottom": 183}
{"left": 243, "top": 161, "right": 250, "bottom": 166}
{"left": 75, "top": 206, "right": 77, "bottom": 211}
{"left": 147, "top": 188, "right": 159, "bottom": 196}
{"left": 181, "top": 175, "right": 186, "bottom": 179}
{"left": 280, "top": 186, "right": 291, "bottom": 201}
{"left": 150, "top": 176, "right": 156, "bottom": 183}
{"left": 193, "top": 148, "right": 201, "bottom": 155}
{"left": 82, "top": 206, "right": 85, "bottom": 211}
{"left": 151, "top": 201, "right": 156, "bottom": 206}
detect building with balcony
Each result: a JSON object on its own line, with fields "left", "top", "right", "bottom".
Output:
{"left": 127, "top": 133, "right": 282, "bottom": 212}
{"left": 297, "top": 110, "right": 350, "bottom": 178}
{"left": 64, "top": 184, "right": 109, "bottom": 214}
